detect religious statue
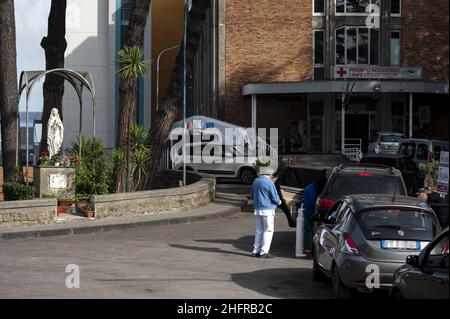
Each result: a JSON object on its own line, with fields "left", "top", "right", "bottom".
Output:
{"left": 47, "top": 107, "right": 64, "bottom": 157}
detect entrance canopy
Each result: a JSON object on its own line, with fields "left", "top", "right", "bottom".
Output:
{"left": 242, "top": 80, "right": 449, "bottom": 96}
{"left": 17, "top": 69, "right": 96, "bottom": 180}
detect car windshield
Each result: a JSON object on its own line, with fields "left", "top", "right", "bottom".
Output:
{"left": 327, "top": 175, "right": 406, "bottom": 198}
{"left": 354, "top": 209, "right": 438, "bottom": 241}
{"left": 380, "top": 134, "right": 403, "bottom": 143}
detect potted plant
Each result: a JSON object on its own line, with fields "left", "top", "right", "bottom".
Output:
{"left": 58, "top": 196, "right": 75, "bottom": 208}
{"left": 83, "top": 203, "right": 94, "bottom": 219}
{"left": 57, "top": 206, "right": 67, "bottom": 216}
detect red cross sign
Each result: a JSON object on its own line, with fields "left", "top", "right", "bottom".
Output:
{"left": 336, "top": 67, "right": 348, "bottom": 78}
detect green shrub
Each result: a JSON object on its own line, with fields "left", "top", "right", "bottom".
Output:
{"left": 419, "top": 160, "right": 440, "bottom": 191}
{"left": 70, "top": 136, "right": 112, "bottom": 196}
{"left": 2, "top": 182, "right": 35, "bottom": 201}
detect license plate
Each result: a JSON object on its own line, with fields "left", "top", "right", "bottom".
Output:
{"left": 381, "top": 240, "right": 420, "bottom": 250}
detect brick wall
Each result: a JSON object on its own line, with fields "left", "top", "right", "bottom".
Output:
{"left": 402, "top": 0, "right": 449, "bottom": 82}
{"left": 225, "top": 0, "right": 313, "bottom": 127}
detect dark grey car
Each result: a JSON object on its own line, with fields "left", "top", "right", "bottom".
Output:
{"left": 390, "top": 227, "right": 449, "bottom": 299}
{"left": 312, "top": 194, "right": 441, "bottom": 298}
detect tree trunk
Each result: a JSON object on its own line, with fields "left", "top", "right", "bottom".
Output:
{"left": 40, "top": 0, "right": 67, "bottom": 155}
{"left": 144, "top": 1, "right": 209, "bottom": 189}
{"left": 116, "top": 0, "right": 152, "bottom": 148}
{"left": 0, "top": 0, "right": 19, "bottom": 182}
{"left": 117, "top": 78, "right": 137, "bottom": 147}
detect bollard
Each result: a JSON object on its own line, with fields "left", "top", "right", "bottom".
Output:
{"left": 295, "top": 203, "right": 307, "bottom": 258}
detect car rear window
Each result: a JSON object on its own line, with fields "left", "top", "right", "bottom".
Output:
{"left": 327, "top": 174, "right": 406, "bottom": 198}
{"left": 398, "top": 143, "right": 416, "bottom": 157}
{"left": 380, "top": 135, "right": 403, "bottom": 143}
{"left": 354, "top": 209, "right": 438, "bottom": 241}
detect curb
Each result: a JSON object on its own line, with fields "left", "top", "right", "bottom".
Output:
{"left": 0, "top": 206, "right": 241, "bottom": 240}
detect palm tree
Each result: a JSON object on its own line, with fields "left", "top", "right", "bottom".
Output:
{"left": 116, "top": 0, "right": 152, "bottom": 149}
{"left": 0, "top": 0, "right": 18, "bottom": 182}
{"left": 116, "top": 46, "right": 149, "bottom": 191}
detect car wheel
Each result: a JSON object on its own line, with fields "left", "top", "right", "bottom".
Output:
{"left": 240, "top": 168, "right": 256, "bottom": 185}
{"left": 312, "top": 253, "right": 327, "bottom": 282}
{"left": 332, "top": 266, "right": 352, "bottom": 299}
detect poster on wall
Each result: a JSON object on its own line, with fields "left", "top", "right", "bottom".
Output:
{"left": 436, "top": 151, "right": 449, "bottom": 196}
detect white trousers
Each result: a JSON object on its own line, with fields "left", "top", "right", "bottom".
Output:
{"left": 253, "top": 215, "right": 275, "bottom": 255}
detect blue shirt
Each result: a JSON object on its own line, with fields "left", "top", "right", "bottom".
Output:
{"left": 303, "top": 182, "right": 318, "bottom": 219}
{"left": 251, "top": 176, "right": 281, "bottom": 211}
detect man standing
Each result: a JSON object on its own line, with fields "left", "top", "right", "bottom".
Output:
{"left": 303, "top": 177, "right": 327, "bottom": 255}
{"left": 251, "top": 167, "right": 281, "bottom": 258}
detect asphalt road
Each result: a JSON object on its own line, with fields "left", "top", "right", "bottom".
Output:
{"left": 0, "top": 212, "right": 331, "bottom": 299}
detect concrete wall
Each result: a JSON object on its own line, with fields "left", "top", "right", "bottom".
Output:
{"left": 92, "top": 175, "right": 216, "bottom": 219}
{"left": 0, "top": 199, "right": 57, "bottom": 227}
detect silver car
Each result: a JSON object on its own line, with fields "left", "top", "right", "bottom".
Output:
{"left": 312, "top": 194, "right": 440, "bottom": 298}
{"left": 368, "top": 132, "right": 404, "bottom": 155}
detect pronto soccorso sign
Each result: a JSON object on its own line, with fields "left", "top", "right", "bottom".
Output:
{"left": 333, "top": 66, "right": 422, "bottom": 79}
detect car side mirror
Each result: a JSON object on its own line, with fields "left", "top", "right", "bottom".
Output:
{"left": 406, "top": 255, "right": 420, "bottom": 267}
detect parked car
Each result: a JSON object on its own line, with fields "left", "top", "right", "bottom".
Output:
{"left": 360, "top": 154, "right": 425, "bottom": 196}
{"left": 174, "top": 142, "right": 258, "bottom": 184}
{"left": 312, "top": 194, "right": 441, "bottom": 298}
{"left": 397, "top": 138, "right": 449, "bottom": 165}
{"left": 314, "top": 164, "right": 408, "bottom": 219}
{"left": 274, "top": 166, "right": 327, "bottom": 228}
{"left": 390, "top": 227, "right": 449, "bottom": 299}
{"left": 368, "top": 132, "right": 404, "bottom": 155}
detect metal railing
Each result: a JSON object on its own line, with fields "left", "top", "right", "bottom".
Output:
{"left": 342, "top": 138, "right": 363, "bottom": 162}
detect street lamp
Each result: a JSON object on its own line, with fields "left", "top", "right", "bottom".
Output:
{"left": 182, "top": 0, "right": 192, "bottom": 186}
{"left": 156, "top": 44, "right": 181, "bottom": 111}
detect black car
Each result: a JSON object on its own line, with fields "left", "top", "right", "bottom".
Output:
{"left": 314, "top": 164, "right": 408, "bottom": 219}
{"left": 313, "top": 195, "right": 440, "bottom": 298}
{"left": 360, "top": 154, "right": 425, "bottom": 196}
{"left": 390, "top": 227, "right": 449, "bottom": 299}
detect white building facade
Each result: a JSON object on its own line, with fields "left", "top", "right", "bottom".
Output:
{"left": 62, "top": 0, "right": 151, "bottom": 150}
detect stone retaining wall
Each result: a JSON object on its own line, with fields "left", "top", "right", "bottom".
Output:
{"left": 91, "top": 175, "right": 216, "bottom": 219}
{"left": 0, "top": 199, "right": 57, "bottom": 227}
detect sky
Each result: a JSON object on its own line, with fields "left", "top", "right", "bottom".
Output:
{"left": 15, "top": 0, "right": 52, "bottom": 112}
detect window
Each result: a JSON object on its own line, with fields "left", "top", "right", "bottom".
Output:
{"left": 417, "top": 144, "right": 429, "bottom": 161}
{"left": 313, "top": 30, "right": 325, "bottom": 79}
{"left": 313, "top": 0, "right": 325, "bottom": 14}
{"left": 434, "top": 145, "right": 442, "bottom": 161}
{"left": 390, "top": 31, "right": 401, "bottom": 65}
{"left": 390, "top": 0, "right": 401, "bottom": 16}
{"left": 335, "top": 27, "right": 379, "bottom": 65}
{"left": 336, "top": 0, "right": 380, "bottom": 14}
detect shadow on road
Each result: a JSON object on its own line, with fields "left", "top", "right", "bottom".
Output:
{"left": 169, "top": 243, "right": 251, "bottom": 257}
{"left": 192, "top": 231, "right": 297, "bottom": 258}
{"left": 231, "top": 268, "right": 331, "bottom": 299}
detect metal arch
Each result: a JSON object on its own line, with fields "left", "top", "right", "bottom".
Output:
{"left": 17, "top": 68, "right": 96, "bottom": 184}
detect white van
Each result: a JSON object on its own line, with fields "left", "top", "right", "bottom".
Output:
{"left": 173, "top": 142, "right": 259, "bottom": 184}
{"left": 397, "top": 138, "right": 449, "bottom": 165}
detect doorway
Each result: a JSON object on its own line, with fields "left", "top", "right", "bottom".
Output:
{"left": 345, "top": 114, "right": 370, "bottom": 153}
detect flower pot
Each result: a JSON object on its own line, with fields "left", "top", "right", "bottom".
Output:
{"left": 84, "top": 210, "right": 94, "bottom": 219}
{"left": 58, "top": 199, "right": 75, "bottom": 207}
{"left": 75, "top": 203, "right": 85, "bottom": 213}
{"left": 57, "top": 206, "right": 67, "bottom": 216}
